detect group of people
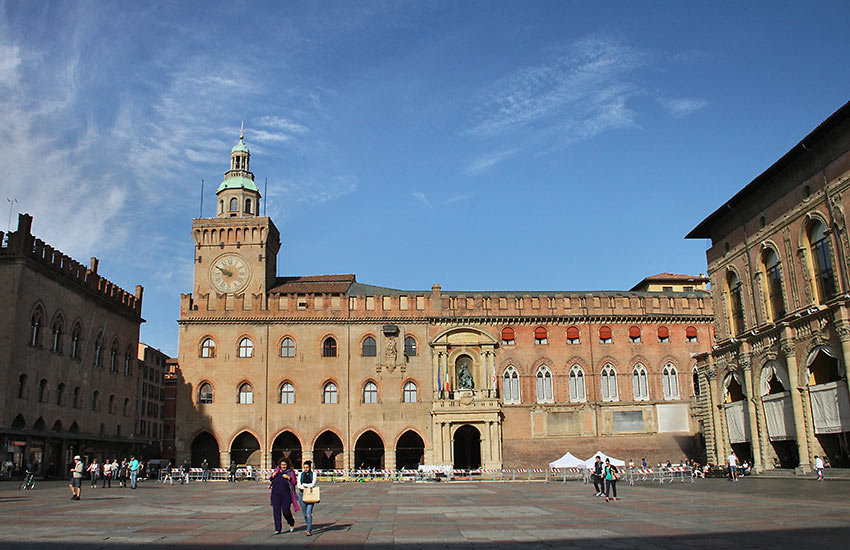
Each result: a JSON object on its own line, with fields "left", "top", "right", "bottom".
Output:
{"left": 269, "top": 459, "right": 318, "bottom": 536}
{"left": 68, "top": 455, "right": 142, "bottom": 500}
{"left": 589, "top": 456, "right": 621, "bottom": 502}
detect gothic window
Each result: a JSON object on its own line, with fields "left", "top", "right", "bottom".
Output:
{"left": 569, "top": 365, "right": 586, "bottom": 402}
{"left": 219, "top": 200, "right": 224, "bottom": 214}
{"left": 237, "top": 337, "right": 254, "bottom": 358}
{"left": 692, "top": 367, "right": 701, "bottom": 396}
{"left": 404, "top": 336, "right": 417, "bottom": 356}
{"left": 71, "top": 323, "right": 81, "bottom": 359}
{"left": 662, "top": 363, "right": 680, "bottom": 400}
{"left": 92, "top": 390, "right": 100, "bottom": 411}
{"left": 52, "top": 318, "right": 63, "bottom": 353}
{"left": 599, "top": 326, "right": 613, "bottom": 344}
{"left": 56, "top": 383, "right": 65, "bottom": 405}
{"left": 501, "top": 327, "right": 515, "bottom": 345}
{"left": 199, "top": 383, "right": 213, "bottom": 404}
{"left": 200, "top": 337, "right": 216, "bottom": 358}
{"left": 280, "top": 337, "right": 295, "bottom": 357}
{"left": 73, "top": 387, "right": 80, "bottom": 408}
{"left": 323, "top": 337, "right": 337, "bottom": 358}
{"left": 229, "top": 197, "right": 238, "bottom": 212}
{"left": 280, "top": 382, "right": 295, "bottom": 404}
{"left": 18, "top": 374, "right": 27, "bottom": 399}
{"left": 601, "top": 364, "right": 618, "bottom": 401}
{"left": 244, "top": 198, "right": 252, "bottom": 214}
{"left": 809, "top": 220, "right": 836, "bottom": 303}
{"left": 362, "top": 336, "right": 377, "bottom": 357}
{"left": 108, "top": 394, "right": 115, "bottom": 414}
{"left": 38, "top": 379, "right": 47, "bottom": 402}
{"left": 567, "top": 326, "right": 580, "bottom": 344}
{"left": 658, "top": 325, "right": 670, "bottom": 343}
{"left": 503, "top": 366, "right": 520, "bottom": 403}
{"left": 632, "top": 364, "right": 649, "bottom": 400}
{"left": 238, "top": 383, "right": 253, "bottom": 404}
{"left": 534, "top": 326, "right": 548, "bottom": 345}
{"left": 727, "top": 271, "right": 746, "bottom": 336}
{"left": 110, "top": 339, "right": 119, "bottom": 372}
{"left": 629, "top": 326, "right": 641, "bottom": 343}
{"left": 536, "top": 365, "right": 553, "bottom": 403}
{"left": 363, "top": 381, "right": 378, "bottom": 404}
{"left": 763, "top": 247, "right": 786, "bottom": 320}
{"left": 124, "top": 346, "right": 132, "bottom": 376}
{"left": 93, "top": 332, "right": 103, "bottom": 367}
{"left": 323, "top": 382, "right": 338, "bottom": 404}
{"left": 403, "top": 381, "right": 417, "bottom": 403}
{"left": 30, "top": 308, "right": 43, "bottom": 347}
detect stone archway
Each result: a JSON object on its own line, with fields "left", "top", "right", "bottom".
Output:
{"left": 271, "top": 431, "right": 302, "bottom": 469}
{"left": 354, "top": 431, "right": 384, "bottom": 469}
{"left": 230, "top": 432, "right": 260, "bottom": 467}
{"left": 314, "top": 431, "right": 344, "bottom": 470}
{"left": 191, "top": 432, "right": 220, "bottom": 467}
{"left": 396, "top": 431, "right": 425, "bottom": 469}
{"left": 453, "top": 424, "right": 481, "bottom": 470}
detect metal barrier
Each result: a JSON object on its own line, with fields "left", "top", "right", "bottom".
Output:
{"left": 626, "top": 467, "right": 695, "bottom": 486}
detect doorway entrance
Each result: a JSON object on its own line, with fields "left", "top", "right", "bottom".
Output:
{"left": 453, "top": 424, "right": 481, "bottom": 470}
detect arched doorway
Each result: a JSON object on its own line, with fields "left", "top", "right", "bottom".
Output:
{"left": 231, "top": 432, "right": 261, "bottom": 466}
{"left": 314, "top": 431, "right": 344, "bottom": 470}
{"left": 760, "top": 361, "right": 798, "bottom": 468}
{"left": 191, "top": 432, "right": 220, "bottom": 467}
{"left": 354, "top": 431, "right": 384, "bottom": 469}
{"left": 723, "top": 372, "right": 753, "bottom": 463}
{"left": 807, "top": 347, "right": 850, "bottom": 467}
{"left": 453, "top": 424, "right": 481, "bottom": 470}
{"left": 271, "top": 431, "right": 302, "bottom": 469}
{"left": 396, "top": 431, "right": 425, "bottom": 469}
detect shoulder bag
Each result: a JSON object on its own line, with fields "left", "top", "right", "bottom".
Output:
{"left": 302, "top": 486, "right": 320, "bottom": 504}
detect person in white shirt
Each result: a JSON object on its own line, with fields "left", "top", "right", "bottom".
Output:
{"left": 727, "top": 452, "right": 739, "bottom": 482}
{"left": 296, "top": 461, "right": 318, "bottom": 536}
{"left": 815, "top": 455, "right": 825, "bottom": 481}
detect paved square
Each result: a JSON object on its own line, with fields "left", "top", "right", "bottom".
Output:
{"left": 1, "top": 477, "right": 848, "bottom": 549}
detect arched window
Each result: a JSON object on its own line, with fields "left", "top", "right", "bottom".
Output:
{"left": 601, "top": 364, "right": 618, "bottom": 401}
{"left": 534, "top": 327, "right": 548, "bottom": 345}
{"left": 503, "top": 366, "right": 520, "bottom": 404}
{"left": 363, "top": 381, "right": 378, "bottom": 403}
{"left": 199, "top": 383, "right": 213, "bottom": 404}
{"left": 726, "top": 271, "right": 745, "bottom": 336}
{"left": 657, "top": 325, "right": 670, "bottom": 343}
{"left": 599, "top": 326, "right": 612, "bottom": 343}
{"left": 38, "top": 379, "right": 48, "bottom": 402}
{"left": 200, "top": 337, "right": 216, "bottom": 358}
{"left": 93, "top": 332, "right": 103, "bottom": 367}
{"left": 403, "top": 381, "right": 417, "bottom": 403}
{"left": 238, "top": 383, "right": 253, "bottom": 404}
{"left": 662, "top": 363, "right": 679, "bottom": 399}
{"left": 568, "top": 365, "right": 586, "bottom": 402}
{"left": 323, "top": 382, "right": 338, "bottom": 404}
{"left": 763, "top": 248, "right": 785, "bottom": 320}
{"left": 219, "top": 200, "right": 224, "bottom": 214}
{"left": 501, "top": 327, "right": 515, "bottom": 345}
{"left": 56, "top": 382, "right": 65, "bottom": 405}
{"left": 686, "top": 326, "right": 698, "bottom": 343}
{"left": 280, "top": 382, "right": 295, "bottom": 404}
{"left": 323, "top": 337, "right": 337, "bottom": 358}
{"left": 567, "top": 326, "right": 580, "bottom": 344}
{"left": 92, "top": 390, "right": 100, "bottom": 411}
{"left": 124, "top": 347, "right": 132, "bottom": 376}
{"left": 692, "top": 367, "right": 701, "bottom": 396}
{"left": 108, "top": 394, "right": 115, "bottom": 414}
{"left": 362, "top": 336, "right": 377, "bottom": 357}
{"left": 109, "top": 340, "right": 119, "bottom": 372}
{"left": 51, "top": 318, "right": 63, "bottom": 353}
{"left": 17, "top": 374, "right": 27, "bottom": 399}
{"left": 629, "top": 326, "right": 641, "bottom": 343}
{"left": 73, "top": 387, "right": 80, "bottom": 408}
{"left": 632, "top": 364, "right": 649, "bottom": 400}
{"left": 280, "top": 337, "right": 295, "bottom": 357}
{"left": 70, "top": 323, "right": 81, "bottom": 359}
{"left": 244, "top": 198, "right": 252, "bottom": 214}
{"left": 229, "top": 197, "right": 238, "bottom": 212}
{"left": 30, "top": 308, "right": 43, "bottom": 347}
{"left": 404, "top": 336, "right": 417, "bottom": 356}
{"left": 536, "top": 365, "right": 553, "bottom": 403}
{"left": 123, "top": 397, "right": 130, "bottom": 415}
{"left": 808, "top": 220, "right": 836, "bottom": 302}
{"left": 237, "top": 337, "right": 254, "bottom": 358}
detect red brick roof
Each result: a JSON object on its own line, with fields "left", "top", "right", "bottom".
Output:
{"left": 268, "top": 274, "right": 356, "bottom": 294}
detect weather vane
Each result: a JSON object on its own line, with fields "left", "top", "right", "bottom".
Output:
{"left": 240, "top": 121, "right": 244, "bottom": 140}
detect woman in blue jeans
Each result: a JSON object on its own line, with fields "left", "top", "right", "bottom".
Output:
{"left": 296, "top": 460, "right": 317, "bottom": 536}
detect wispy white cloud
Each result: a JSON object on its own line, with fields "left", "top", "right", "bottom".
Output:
{"left": 469, "top": 36, "right": 644, "bottom": 142}
{"left": 658, "top": 97, "right": 709, "bottom": 118}
{"left": 462, "top": 149, "right": 517, "bottom": 175}
{"left": 250, "top": 129, "right": 292, "bottom": 143}
{"left": 412, "top": 191, "right": 433, "bottom": 209}
{"left": 412, "top": 191, "right": 474, "bottom": 208}
{"left": 256, "top": 115, "right": 309, "bottom": 134}
{"left": 266, "top": 176, "right": 357, "bottom": 219}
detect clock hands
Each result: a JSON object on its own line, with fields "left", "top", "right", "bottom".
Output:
{"left": 215, "top": 265, "right": 233, "bottom": 277}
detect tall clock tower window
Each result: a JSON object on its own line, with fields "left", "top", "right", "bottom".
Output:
{"left": 229, "top": 198, "right": 238, "bottom": 212}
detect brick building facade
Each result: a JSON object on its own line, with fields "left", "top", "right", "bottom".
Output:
{"left": 0, "top": 214, "right": 145, "bottom": 476}
{"left": 174, "top": 134, "right": 715, "bottom": 470}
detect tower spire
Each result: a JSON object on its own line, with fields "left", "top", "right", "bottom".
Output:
{"left": 215, "top": 127, "right": 260, "bottom": 218}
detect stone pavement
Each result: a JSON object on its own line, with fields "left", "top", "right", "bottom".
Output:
{"left": 0, "top": 476, "right": 849, "bottom": 549}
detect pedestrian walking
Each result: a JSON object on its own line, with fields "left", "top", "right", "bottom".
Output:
{"left": 815, "top": 455, "right": 825, "bottom": 481}
{"left": 101, "top": 459, "right": 113, "bottom": 488}
{"left": 88, "top": 459, "right": 100, "bottom": 488}
{"left": 129, "top": 456, "right": 140, "bottom": 489}
{"left": 297, "top": 460, "right": 319, "bottom": 536}
{"left": 727, "top": 451, "right": 739, "bottom": 482}
{"left": 69, "top": 455, "right": 83, "bottom": 500}
{"left": 201, "top": 459, "right": 210, "bottom": 482}
{"left": 162, "top": 461, "right": 174, "bottom": 484}
{"left": 603, "top": 459, "right": 620, "bottom": 502}
{"left": 180, "top": 460, "right": 191, "bottom": 484}
{"left": 269, "top": 458, "right": 300, "bottom": 534}
{"left": 591, "top": 456, "right": 604, "bottom": 496}
{"left": 229, "top": 460, "right": 238, "bottom": 482}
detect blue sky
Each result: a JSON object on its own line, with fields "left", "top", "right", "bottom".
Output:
{"left": 2, "top": 0, "right": 849, "bottom": 356}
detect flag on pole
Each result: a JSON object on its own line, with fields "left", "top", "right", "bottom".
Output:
{"left": 445, "top": 363, "right": 450, "bottom": 391}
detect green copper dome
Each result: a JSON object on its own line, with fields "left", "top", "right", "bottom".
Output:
{"left": 217, "top": 175, "right": 258, "bottom": 193}
{"left": 231, "top": 139, "right": 249, "bottom": 153}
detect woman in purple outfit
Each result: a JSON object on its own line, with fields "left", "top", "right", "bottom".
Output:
{"left": 268, "top": 458, "right": 300, "bottom": 534}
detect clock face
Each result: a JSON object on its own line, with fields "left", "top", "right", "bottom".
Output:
{"left": 210, "top": 254, "right": 251, "bottom": 293}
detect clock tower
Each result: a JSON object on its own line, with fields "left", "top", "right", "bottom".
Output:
{"left": 190, "top": 131, "right": 280, "bottom": 301}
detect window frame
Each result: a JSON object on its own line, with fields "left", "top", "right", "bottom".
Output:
{"left": 632, "top": 364, "right": 649, "bottom": 401}
{"left": 503, "top": 366, "right": 521, "bottom": 404}
{"left": 568, "top": 365, "right": 586, "bottom": 402}
{"left": 362, "top": 336, "right": 377, "bottom": 357}
{"left": 237, "top": 337, "right": 254, "bottom": 358}
{"left": 323, "top": 381, "right": 339, "bottom": 404}
{"left": 535, "top": 365, "right": 554, "bottom": 403}
{"left": 198, "top": 382, "right": 214, "bottom": 404}
{"left": 238, "top": 382, "right": 254, "bottom": 404}
{"left": 200, "top": 337, "right": 216, "bottom": 358}
{"left": 404, "top": 336, "right": 417, "bottom": 357}
{"left": 403, "top": 380, "right": 418, "bottom": 403}
{"left": 279, "top": 337, "right": 296, "bottom": 358}
{"left": 363, "top": 381, "right": 378, "bottom": 404}
{"left": 280, "top": 382, "right": 295, "bottom": 404}
{"left": 601, "top": 364, "right": 619, "bottom": 402}
{"left": 662, "top": 363, "right": 680, "bottom": 400}
{"left": 322, "top": 337, "right": 338, "bottom": 358}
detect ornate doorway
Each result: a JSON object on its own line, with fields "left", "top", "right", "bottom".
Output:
{"left": 453, "top": 424, "right": 481, "bottom": 470}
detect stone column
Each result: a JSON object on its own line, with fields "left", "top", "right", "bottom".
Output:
{"left": 835, "top": 313, "right": 850, "bottom": 416}
{"left": 385, "top": 449, "right": 396, "bottom": 471}
{"left": 261, "top": 449, "right": 271, "bottom": 470}
{"left": 302, "top": 450, "right": 314, "bottom": 466}
{"left": 781, "top": 337, "right": 810, "bottom": 469}
{"left": 220, "top": 450, "right": 230, "bottom": 469}
{"left": 432, "top": 349, "right": 441, "bottom": 396}
{"left": 742, "top": 362, "right": 763, "bottom": 469}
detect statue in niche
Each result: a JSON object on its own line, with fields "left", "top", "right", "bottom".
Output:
{"left": 457, "top": 358, "right": 474, "bottom": 389}
{"left": 385, "top": 337, "right": 398, "bottom": 364}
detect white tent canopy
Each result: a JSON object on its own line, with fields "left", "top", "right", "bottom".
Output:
{"left": 549, "top": 452, "right": 585, "bottom": 469}
{"left": 583, "top": 451, "right": 626, "bottom": 469}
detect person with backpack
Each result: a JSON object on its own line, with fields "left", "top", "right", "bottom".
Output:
{"left": 591, "top": 456, "right": 604, "bottom": 496}
{"left": 603, "top": 458, "right": 620, "bottom": 502}
{"left": 181, "top": 460, "right": 191, "bottom": 484}
{"left": 201, "top": 459, "right": 210, "bottom": 482}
